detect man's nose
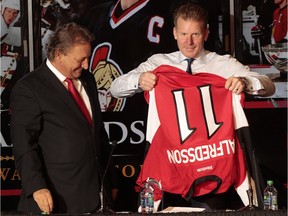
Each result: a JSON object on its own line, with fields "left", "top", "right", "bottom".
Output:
{"left": 187, "top": 35, "right": 194, "bottom": 45}
{"left": 81, "top": 59, "right": 89, "bottom": 69}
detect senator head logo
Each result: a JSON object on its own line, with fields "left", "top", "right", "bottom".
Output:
{"left": 89, "top": 42, "right": 125, "bottom": 112}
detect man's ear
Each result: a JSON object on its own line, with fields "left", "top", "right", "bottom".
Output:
{"left": 173, "top": 27, "right": 177, "bottom": 40}
{"left": 204, "top": 27, "right": 209, "bottom": 41}
{"left": 55, "top": 50, "right": 62, "bottom": 62}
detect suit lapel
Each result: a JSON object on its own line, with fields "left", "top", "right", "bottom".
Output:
{"left": 41, "top": 63, "right": 92, "bottom": 127}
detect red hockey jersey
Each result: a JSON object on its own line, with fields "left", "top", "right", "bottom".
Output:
{"left": 136, "top": 65, "right": 253, "bottom": 206}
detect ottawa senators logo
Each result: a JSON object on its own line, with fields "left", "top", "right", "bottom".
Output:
{"left": 89, "top": 42, "right": 125, "bottom": 112}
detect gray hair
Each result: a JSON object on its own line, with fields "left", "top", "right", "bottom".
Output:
{"left": 46, "top": 22, "right": 94, "bottom": 60}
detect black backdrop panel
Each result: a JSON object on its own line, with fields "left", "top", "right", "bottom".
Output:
{"left": 1, "top": 0, "right": 287, "bottom": 213}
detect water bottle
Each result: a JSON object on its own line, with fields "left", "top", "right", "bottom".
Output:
{"left": 263, "top": 180, "right": 278, "bottom": 210}
{"left": 140, "top": 182, "right": 154, "bottom": 213}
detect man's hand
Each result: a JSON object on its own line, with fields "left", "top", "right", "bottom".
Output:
{"left": 225, "top": 77, "right": 246, "bottom": 95}
{"left": 33, "top": 189, "right": 53, "bottom": 214}
{"left": 138, "top": 72, "right": 157, "bottom": 91}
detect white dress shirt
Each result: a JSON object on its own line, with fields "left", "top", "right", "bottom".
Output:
{"left": 110, "top": 49, "right": 275, "bottom": 98}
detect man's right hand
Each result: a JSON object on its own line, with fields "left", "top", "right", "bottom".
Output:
{"left": 138, "top": 71, "right": 157, "bottom": 91}
{"left": 33, "top": 189, "right": 53, "bottom": 214}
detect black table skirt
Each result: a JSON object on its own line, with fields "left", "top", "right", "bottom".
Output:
{"left": 1, "top": 210, "right": 287, "bottom": 216}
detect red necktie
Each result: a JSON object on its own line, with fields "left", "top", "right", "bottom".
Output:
{"left": 65, "top": 78, "right": 93, "bottom": 126}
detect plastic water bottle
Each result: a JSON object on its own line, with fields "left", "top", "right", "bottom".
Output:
{"left": 263, "top": 180, "right": 278, "bottom": 210}
{"left": 140, "top": 182, "right": 154, "bottom": 213}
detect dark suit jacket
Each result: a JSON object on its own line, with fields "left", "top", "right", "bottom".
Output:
{"left": 10, "top": 62, "right": 113, "bottom": 214}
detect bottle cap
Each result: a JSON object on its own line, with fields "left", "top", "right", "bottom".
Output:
{"left": 267, "top": 180, "right": 273, "bottom": 186}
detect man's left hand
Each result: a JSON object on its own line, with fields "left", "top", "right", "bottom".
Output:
{"left": 225, "top": 77, "right": 245, "bottom": 95}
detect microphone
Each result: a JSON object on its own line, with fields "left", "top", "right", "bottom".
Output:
{"left": 98, "top": 140, "right": 117, "bottom": 214}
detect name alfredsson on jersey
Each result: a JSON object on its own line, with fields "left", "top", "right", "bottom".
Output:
{"left": 166, "top": 138, "right": 236, "bottom": 165}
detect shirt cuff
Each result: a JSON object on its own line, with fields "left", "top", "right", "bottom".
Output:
{"left": 127, "top": 73, "right": 142, "bottom": 90}
{"left": 245, "top": 77, "right": 264, "bottom": 94}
